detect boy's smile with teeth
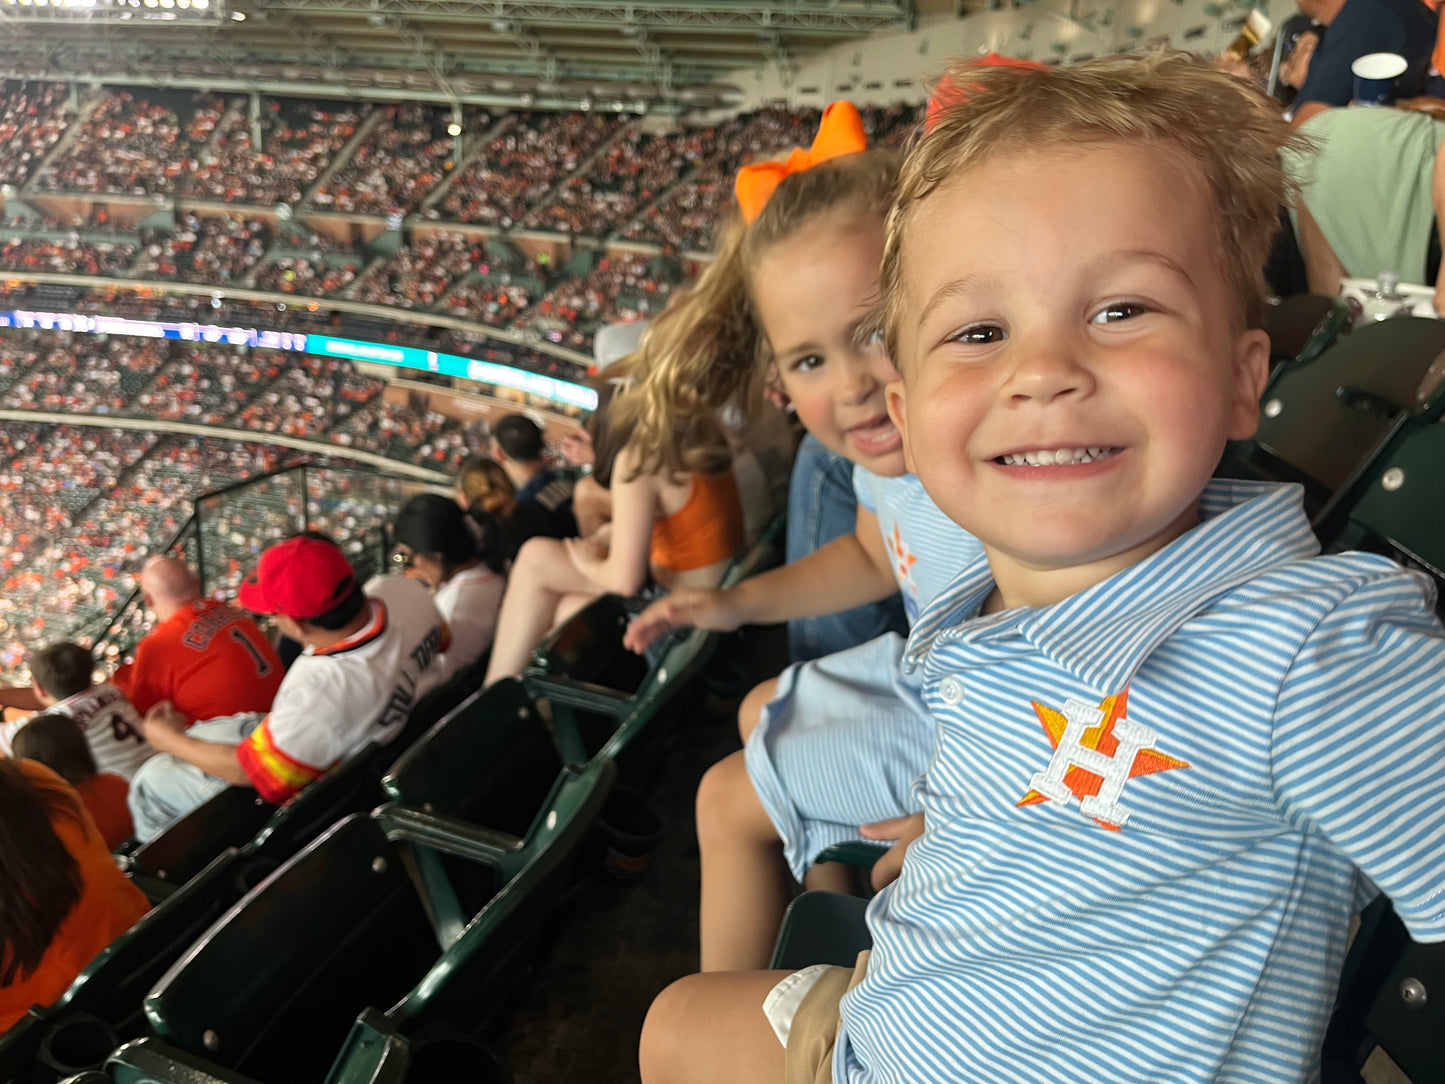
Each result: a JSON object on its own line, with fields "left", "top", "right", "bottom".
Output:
{"left": 997, "top": 447, "right": 1122, "bottom": 467}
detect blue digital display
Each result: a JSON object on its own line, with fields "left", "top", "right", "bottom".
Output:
{"left": 0, "top": 310, "right": 598, "bottom": 411}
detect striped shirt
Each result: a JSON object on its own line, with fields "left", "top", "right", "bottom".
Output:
{"left": 836, "top": 480, "right": 1445, "bottom": 1083}
{"left": 853, "top": 466, "right": 983, "bottom": 620}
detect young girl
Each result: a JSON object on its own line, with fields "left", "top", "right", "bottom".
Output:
{"left": 598, "top": 100, "right": 987, "bottom": 974}
{"left": 0, "top": 757, "right": 149, "bottom": 1032}
{"left": 481, "top": 233, "right": 792, "bottom": 686}
{"left": 391, "top": 492, "right": 505, "bottom": 682}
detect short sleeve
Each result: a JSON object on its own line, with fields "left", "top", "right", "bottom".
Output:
{"left": 236, "top": 675, "right": 337, "bottom": 803}
{"left": 852, "top": 462, "right": 881, "bottom": 514}
{"left": 1270, "top": 569, "right": 1445, "bottom": 941}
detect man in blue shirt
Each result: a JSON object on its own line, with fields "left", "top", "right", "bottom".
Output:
{"left": 1292, "top": 0, "right": 1436, "bottom": 124}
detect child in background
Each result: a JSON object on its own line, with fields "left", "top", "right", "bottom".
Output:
{"left": 13, "top": 712, "right": 134, "bottom": 849}
{"left": 640, "top": 54, "right": 1445, "bottom": 1083}
{"left": 0, "top": 642, "right": 152, "bottom": 782}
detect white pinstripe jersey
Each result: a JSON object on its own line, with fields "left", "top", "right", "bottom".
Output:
{"left": 835, "top": 480, "right": 1445, "bottom": 1083}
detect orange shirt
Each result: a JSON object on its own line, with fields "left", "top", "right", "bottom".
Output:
{"left": 111, "top": 599, "right": 284, "bottom": 722}
{"left": 0, "top": 762, "right": 149, "bottom": 1033}
{"left": 75, "top": 772, "right": 134, "bottom": 851}
{"left": 649, "top": 471, "right": 746, "bottom": 573}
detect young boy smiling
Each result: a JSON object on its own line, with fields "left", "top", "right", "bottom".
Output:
{"left": 640, "top": 54, "right": 1445, "bottom": 1084}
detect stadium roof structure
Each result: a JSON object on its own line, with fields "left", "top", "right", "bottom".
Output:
{"left": 0, "top": 0, "right": 940, "bottom": 112}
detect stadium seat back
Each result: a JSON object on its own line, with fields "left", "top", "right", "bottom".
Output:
{"left": 1230, "top": 318, "right": 1445, "bottom": 508}
{"left": 125, "top": 788, "right": 272, "bottom": 892}
{"left": 1262, "top": 294, "right": 1350, "bottom": 387}
{"left": 769, "top": 891, "right": 873, "bottom": 972}
{"left": 1330, "top": 422, "right": 1445, "bottom": 583}
{"left": 246, "top": 740, "right": 386, "bottom": 862}
{"left": 1322, "top": 899, "right": 1445, "bottom": 1083}
{"left": 381, "top": 679, "right": 561, "bottom": 836}
{"left": 381, "top": 758, "right": 616, "bottom": 1030}
{"left": 52, "top": 850, "right": 249, "bottom": 1048}
{"left": 145, "top": 814, "right": 449, "bottom": 1082}
{"left": 527, "top": 594, "right": 647, "bottom": 694}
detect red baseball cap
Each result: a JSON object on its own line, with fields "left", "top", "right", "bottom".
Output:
{"left": 238, "top": 536, "right": 357, "bottom": 621}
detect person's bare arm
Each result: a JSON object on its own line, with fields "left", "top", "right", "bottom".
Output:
{"left": 141, "top": 702, "right": 252, "bottom": 786}
{"left": 1290, "top": 100, "right": 1332, "bottom": 128}
{"left": 623, "top": 506, "right": 898, "bottom": 652}
{"left": 0, "top": 686, "right": 42, "bottom": 711}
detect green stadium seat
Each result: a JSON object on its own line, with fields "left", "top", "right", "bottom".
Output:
{"left": 380, "top": 679, "right": 562, "bottom": 837}
{"left": 1314, "top": 422, "right": 1445, "bottom": 580}
{"left": 1220, "top": 318, "right": 1445, "bottom": 516}
{"left": 526, "top": 593, "right": 648, "bottom": 693}
{"left": 769, "top": 891, "right": 873, "bottom": 972}
{"left": 811, "top": 840, "right": 888, "bottom": 871}
{"left": 143, "top": 759, "right": 615, "bottom": 1083}
{"left": 123, "top": 789, "right": 272, "bottom": 898}
{"left": 0, "top": 850, "right": 255, "bottom": 1084}
{"left": 1321, "top": 899, "right": 1444, "bottom": 1083}
{"left": 96, "top": 1037, "right": 261, "bottom": 1084}
{"left": 124, "top": 662, "right": 493, "bottom": 899}
{"left": 1262, "top": 294, "right": 1351, "bottom": 391}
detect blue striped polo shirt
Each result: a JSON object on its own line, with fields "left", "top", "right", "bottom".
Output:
{"left": 853, "top": 466, "right": 983, "bottom": 620}
{"left": 836, "top": 479, "right": 1445, "bottom": 1082}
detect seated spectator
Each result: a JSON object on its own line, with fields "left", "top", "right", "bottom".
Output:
{"left": 0, "top": 642, "right": 151, "bottom": 781}
{"left": 128, "top": 534, "right": 446, "bottom": 840}
{"left": 454, "top": 455, "right": 554, "bottom": 567}
{"left": 483, "top": 314, "right": 748, "bottom": 683}
{"left": 12, "top": 713, "right": 134, "bottom": 849}
{"left": 111, "top": 556, "right": 285, "bottom": 722}
{"left": 391, "top": 493, "right": 504, "bottom": 681}
{"left": 491, "top": 413, "right": 578, "bottom": 538}
{"left": 1291, "top": 0, "right": 1437, "bottom": 124}
{"left": 0, "top": 757, "right": 149, "bottom": 1033}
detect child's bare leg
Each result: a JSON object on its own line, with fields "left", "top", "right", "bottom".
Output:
{"left": 803, "top": 860, "right": 854, "bottom": 894}
{"left": 639, "top": 970, "right": 790, "bottom": 1084}
{"left": 697, "top": 749, "right": 792, "bottom": 972}
{"left": 737, "top": 677, "right": 780, "bottom": 743}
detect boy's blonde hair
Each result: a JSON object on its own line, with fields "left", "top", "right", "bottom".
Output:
{"left": 612, "top": 148, "right": 900, "bottom": 480}
{"left": 880, "top": 53, "right": 1302, "bottom": 363}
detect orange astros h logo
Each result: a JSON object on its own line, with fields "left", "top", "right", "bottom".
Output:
{"left": 887, "top": 522, "right": 918, "bottom": 594}
{"left": 1017, "top": 688, "right": 1189, "bottom": 831}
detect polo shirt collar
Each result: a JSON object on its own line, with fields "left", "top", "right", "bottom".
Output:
{"left": 906, "top": 480, "right": 1320, "bottom": 694}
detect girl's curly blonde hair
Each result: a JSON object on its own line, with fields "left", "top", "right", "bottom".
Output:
{"left": 611, "top": 148, "right": 901, "bottom": 480}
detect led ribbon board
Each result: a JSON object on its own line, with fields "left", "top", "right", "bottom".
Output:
{"left": 0, "top": 310, "right": 598, "bottom": 411}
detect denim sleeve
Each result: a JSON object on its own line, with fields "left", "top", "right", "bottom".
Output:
{"left": 786, "top": 435, "right": 908, "bottom": 663}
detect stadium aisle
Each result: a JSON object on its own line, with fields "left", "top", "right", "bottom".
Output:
{"left": 499, "top": 626, "right": 787, "bottom": 1083}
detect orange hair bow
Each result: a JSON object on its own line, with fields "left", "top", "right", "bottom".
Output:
{"left": 925, "top": 53, "right": 1048, "bottom": 133}
{"left": 734, "top": 100, "right": 869, "bottom": 225}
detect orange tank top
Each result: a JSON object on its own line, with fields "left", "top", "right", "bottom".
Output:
{"left": 649, "top": 471, "right": 745, "bottom": 573}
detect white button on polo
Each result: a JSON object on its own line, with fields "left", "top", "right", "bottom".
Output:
{"left": 938, "top": 677, "right": 964, "bottom": 705}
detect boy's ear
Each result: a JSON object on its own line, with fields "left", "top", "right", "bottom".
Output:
{"left": 1226, "top": 328, "right": 1271, "bottom": 442}
{"left": 884, "top": 379, "right": 917, "bottom": 474}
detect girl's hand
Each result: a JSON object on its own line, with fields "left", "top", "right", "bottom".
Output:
{"left": 860, "top": 812, "right": 925, "bottom": 892}
{"left": 622, "top": 588, "right": 745, "bottom": 653}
